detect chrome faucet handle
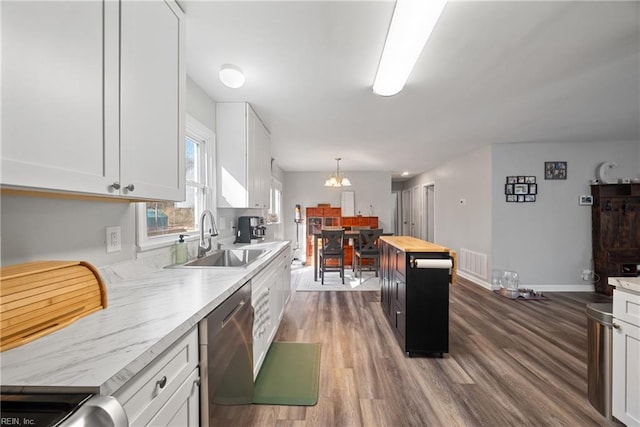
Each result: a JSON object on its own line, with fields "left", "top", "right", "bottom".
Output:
{"left": 197, "top": 210, "right": 218, "bottom": 258}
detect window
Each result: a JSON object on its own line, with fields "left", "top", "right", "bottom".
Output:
{"left": 137, "top": 115, "right": 214, "bottom": 249}
{"left": 267, "top": 178, "right": 282, "bottom": 224}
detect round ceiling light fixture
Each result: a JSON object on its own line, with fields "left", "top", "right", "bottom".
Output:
{"left": 219, "top": 64, "right": 245, "bottom": 88}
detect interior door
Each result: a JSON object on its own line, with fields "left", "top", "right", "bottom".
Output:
{"left": 402, "top": 189, "right": 411, "bottom": 236}
{"left": 423, "top": 184, "right": 435, "bottom": 242}
{"left": 391, "top": 192, "right": 399, "bottom": 235}
{"left": 411, "top": 186, "right": 420, "bottom": 238}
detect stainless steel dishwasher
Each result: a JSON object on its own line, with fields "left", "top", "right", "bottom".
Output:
{"left": 199, "top": 281, "right": 254, "bottom": 427}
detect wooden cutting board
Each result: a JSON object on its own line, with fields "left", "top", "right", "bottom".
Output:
{"left": 0, "top": 261, "right": 107, "bottom": 352}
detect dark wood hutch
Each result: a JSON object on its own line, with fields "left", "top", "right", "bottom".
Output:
{"left": 591, "top": 183, "right": 640, "bottom": 294}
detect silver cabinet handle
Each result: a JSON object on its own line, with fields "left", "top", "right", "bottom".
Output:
{"left": 110, "top": 182, "right": 121, "bottom": 190}
{"left": 124, "top": 184, "right": 135, "bottom": 192}
{"left": 612, "top": 323, "right": 621, "bottom": 330}
{"left": 157, "top": 376, "right": 167, "bottom": 389}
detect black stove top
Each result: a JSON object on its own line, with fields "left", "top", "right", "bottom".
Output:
{"left": 0, "top": 393, "right": 92, "bottom": 427}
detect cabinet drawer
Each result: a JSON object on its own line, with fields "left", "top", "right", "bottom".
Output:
{"left": 393, "top": 277, "right": 406, "bottom": 307}
{"left": 394, "top": 249, "right": 406, "bottom": 279}
{"left": 614, "top": 289, "right": 640, "bottom": 326}
{"left": 114, "top": 327, "right": 198, "bottom": 426}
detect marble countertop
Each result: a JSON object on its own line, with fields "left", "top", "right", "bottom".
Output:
{"left": 0, "top": 241, "right": 289, "bottom": 395}
{"left": 609, "top": 276, "right": 640, "bottom": 295}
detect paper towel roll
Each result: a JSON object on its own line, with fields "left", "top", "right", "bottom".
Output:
{"left": 413, "top": 258, "right": 452, "bottom": 269}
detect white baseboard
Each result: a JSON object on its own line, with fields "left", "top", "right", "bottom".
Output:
{"left": 457, "top": 271, "right": 596, "bottom": 292}
{"left": 457, "top": 271, "right": 494, "bottom": 290}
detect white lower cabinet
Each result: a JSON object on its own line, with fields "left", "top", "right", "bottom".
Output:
{"left": 147, "top": 368, "right": 200, "bottom": 427}
{"left": 612, "top": 289, "right": 640, "bottom": 426}
{"left": 113, "top": 328, "right": 199, "bottom": 426}
{"left": 252, "top": 263, "right": 277, "bottom": 379}
{"left": 252, "top": 244, "right": 292, "bottom": 379}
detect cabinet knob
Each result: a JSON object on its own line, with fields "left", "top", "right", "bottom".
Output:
{"left": 110, "top": 182, "right": 121, "bottom": 190}
{"left": 156, "top": 376, "right": 167, "bottom": 389}
{"left": 124, "top": 184, "right": 135, "bottom": 192}
{"left": 612, "top": 322, "right": 621, "bottom": 330}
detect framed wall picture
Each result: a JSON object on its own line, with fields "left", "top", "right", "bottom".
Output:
{"left": 505, "top": 176, "right": 537, "bottom": 202}
{"left": 545, "top": 161, "right": 567, "bottom": 180}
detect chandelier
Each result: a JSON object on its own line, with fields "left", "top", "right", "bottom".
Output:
{"left": 324, "top": 157, "right": 351, "bottom": 187}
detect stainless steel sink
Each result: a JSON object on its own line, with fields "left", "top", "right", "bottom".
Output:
{"left": 170, "top": 249, "right": 268, "bottom": 268}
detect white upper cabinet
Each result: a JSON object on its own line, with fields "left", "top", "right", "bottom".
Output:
{"left": 1, "top": 0, "right": 185, "bottom": 201}
{"left": 217, "top": 102, "right": 271, "bottom": 209}
{"left": 120, "top": 0, "right": 185, "bottom": 201}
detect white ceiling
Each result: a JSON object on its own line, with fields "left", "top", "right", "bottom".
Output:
{"left": 182, "top": 1, "right": 640, "bottom": 180}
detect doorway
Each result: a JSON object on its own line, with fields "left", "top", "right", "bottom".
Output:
{"left": 401, "top": 188, "right": 411, "bottom": 236}
{"left": 423, "top": 184, "right": 435, "bottom": 242}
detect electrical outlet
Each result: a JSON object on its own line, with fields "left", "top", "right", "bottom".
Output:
{"left": 106, "top": 226, "right": 121, "bottom": 253}
{"left": 582, "top": 269, "right": 592, "bottom": 281}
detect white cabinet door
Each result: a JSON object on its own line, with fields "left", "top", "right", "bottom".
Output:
{"left": 120, "top": 0, "right": 185, "bottom": 201}
{"left": 1, "top": 0, "right": 184, "bottom": 201}
{"left": 248, "top": 107, "right": 263, "bottom": 209}
{"left": 217, "top": 102, "right": 270, "bottom": 208}
{"left": 248, "top": 111, "right": 271, "bottom": 209}
{"left": 147, "top": 368, "right": 200, "bottom": 427}
{"left": 270, "top": 248, "right": 291, "bottom": 329}
{"left": 613, "top": 290, "right": 640, "bottom": 426}
{"left": 252, "top": 268, "right": 272, "bottom": 379}
{"left": 1, "top": 1, "right": 119, "bottom": 194}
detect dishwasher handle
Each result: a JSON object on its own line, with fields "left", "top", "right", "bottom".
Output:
{"left": 222, "top": 298, "right": 247, "bottom": 328}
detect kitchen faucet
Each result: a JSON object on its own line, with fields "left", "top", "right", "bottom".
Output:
{"left": 198, "top": 210, "right": 219, "bottom": 258}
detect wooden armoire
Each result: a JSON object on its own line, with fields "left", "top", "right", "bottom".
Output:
{"left": 591, "top": 184, "right": 640, "bottom": 294}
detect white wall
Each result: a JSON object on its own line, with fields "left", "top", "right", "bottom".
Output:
{"left": 1, "top": 196, "right": 136, "bottom": 267}
{"left": 492, "top": 140, "right": 639, "bottom": 290}
{"left": 186, "top": 76, "right": 216, "bottom": 132}
{"left": 403, "top": 140, "right": 639, "bottom": 291}
{"left": 406, "top": 145, "right": 493, "bottom": 283}
{"left": 282, "top": 171, "right": 393, "bottom": 260}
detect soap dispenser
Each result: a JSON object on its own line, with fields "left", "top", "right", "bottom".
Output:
{"left": 175, "top": 234, "right": 189, "bottom": 264}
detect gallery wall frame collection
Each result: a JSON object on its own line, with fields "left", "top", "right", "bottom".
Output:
{"left": 505, "top": 176, "right": 537, "bottom": 202}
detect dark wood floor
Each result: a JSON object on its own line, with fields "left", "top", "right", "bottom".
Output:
{"left": 233, "top": 269, "right": 619, "bottom": 426}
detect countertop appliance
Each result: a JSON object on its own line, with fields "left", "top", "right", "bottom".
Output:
{"left": 0, "top": 393, "right": 127, "bottom": 426}
{"left": 199, "top": 281, "right": 254, "bottom": 426}
{"left": 236, "top": 216, "right": 266, "bottom": 243}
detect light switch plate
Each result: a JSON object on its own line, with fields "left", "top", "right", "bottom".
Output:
{"left": 106, "top": 226, "right": 121, "bottom": 253}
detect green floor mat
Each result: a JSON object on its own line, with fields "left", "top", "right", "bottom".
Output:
{"left": 253, "top": 342, "right": 321, "bottom": 406}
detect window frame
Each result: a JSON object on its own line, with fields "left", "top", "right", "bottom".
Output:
{"left": 136, "top": 114, "right": 215, "bottom": 251}
{"left": 267, "top": 177, "right": 283, "bottom": 224}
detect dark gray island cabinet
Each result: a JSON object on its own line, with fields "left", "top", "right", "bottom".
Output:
{"left": 380, "top": 236, "right": 456, "bottom": 357}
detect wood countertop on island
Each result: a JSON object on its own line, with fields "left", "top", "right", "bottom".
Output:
{"left": 380, "top": 236, "right": 450, "bottom": 253}
{"left": 380, "top": 236, "right": 457, "bottom": 284}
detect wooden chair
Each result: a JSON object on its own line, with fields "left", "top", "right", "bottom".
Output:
{"left": 319, "top": 229, "right": 345, "bottom": 284}
{"left": 354, "top": 228, "right": 383, "bottom": 282}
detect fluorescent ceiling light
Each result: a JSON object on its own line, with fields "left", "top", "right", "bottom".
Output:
{"left": 219, "top": 64, "right": 245, "bottom": 88}
{"left": 373, "top": 0, "right": 447, "bottom": 96}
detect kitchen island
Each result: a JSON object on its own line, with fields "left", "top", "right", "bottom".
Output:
{"left": 379, "top": 236, "right": 456, "bottom": 356}
{"left": 0, "top": 240, "right": 290, "bottom": 397}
